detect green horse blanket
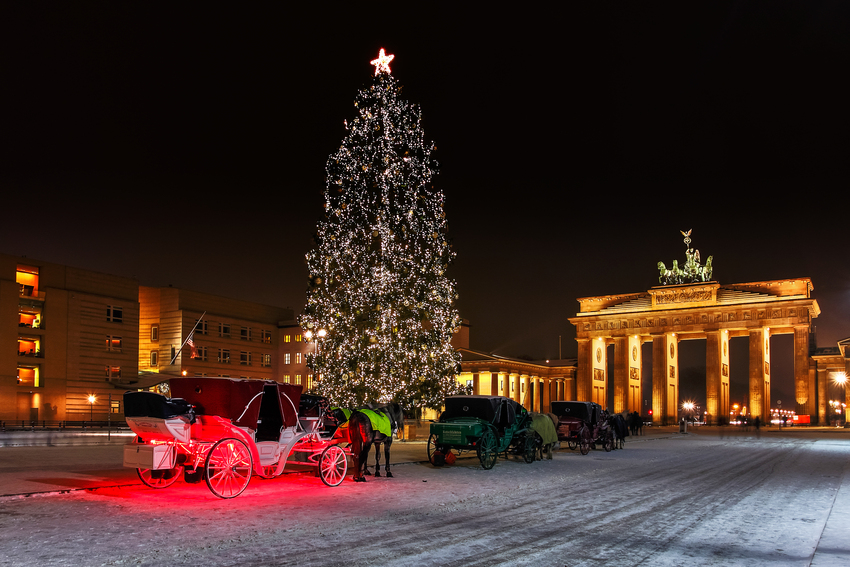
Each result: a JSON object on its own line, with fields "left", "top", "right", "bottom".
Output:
{"left": 357, "top": 408, "right": 393, "bottom": 437}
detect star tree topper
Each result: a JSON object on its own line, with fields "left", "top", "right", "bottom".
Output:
{"left": 370, "top": 48, "right": 394, "bottom": 75}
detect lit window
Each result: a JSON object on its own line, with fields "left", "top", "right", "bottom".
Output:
{"left": 262, "top": 354, "right": 271, "bottom": 367}
{"left": 285, "top": 353, "right": 291, "bottom": 365}
{"left": 295, "top": 375, "right": 302, "bottom": 385}
{"left": 194, "top": 346, "right": 208, "bottom": 361}
{"left": 106, "top": 336, "right": 122, "bottom": 351}
{"left": 296, "top": 352, "right": 302, "bottom": 364}
{"left": 284, "top": 335, "right": 291, "bottom": 343}
{"left": 105, "top": 366, "right": 121, "bottom": 379}
{"left": 17, "top": 366, "right": 40, "bottom": 387}
{"left": 295, "top": 335, "right": 302, "bottom": 342}
{"left": 261, "top": 330, "right": 272, "bottom": 344}
{"left": 106, "top": 305, "right": 123, "bottom": 323}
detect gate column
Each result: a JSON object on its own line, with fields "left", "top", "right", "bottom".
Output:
{"left": 706, "top": 331, "right": 730, "bottom": 425}
{"left": 613, "top": 336, "right": 628, "bottom": 414}
{"left": 532, "top": 376, "right": 541, "bottom": 412}
{"left": 513, "top": 373, "right": 521, "bottom": 404}
{"left": 628, "top": 335, "right": 642, "bottom": 413}
{"left": 749, "top": 328, "right": 770, "bottom": 422}
{"left": 817, "top": 368, "right": 828, "bottom": 425}
{"left": 794, "top": 326, "right": 812, "bottom": 418}
{"left": 522, "top": 375, "right": 531, "bottom": 410}
{"left": 576, "top": 339, "right": 592, "bottom": 402}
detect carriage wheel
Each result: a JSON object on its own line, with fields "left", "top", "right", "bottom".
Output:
{"left": 427, "top": 434, "right": 445, "bottom": 467}
{"left": 523, "top": 434, "right": 537, "bottom": 463}
{"left": 319, "top": 445, "right": 347, "bottom": 487}
{"left": 137, "top": 466, "right": 182, "bottom": 489}
{"left": 204, "top": 438, "right": 253, "bottom": 499}
{"left": 603, "top": 434, "right": 614, "bottom": 452}
{"left": 477, "top": 429, "right": 498, "bottom": 470}
{"left": 567, "top": 440, "right": 578, "bottom": 451}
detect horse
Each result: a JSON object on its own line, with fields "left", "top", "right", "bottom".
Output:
{"left": 609, "top": 413, "right": 629, "bottom": 449}
{"left": 348, "top": 403, "right": 404, "bottom": 482}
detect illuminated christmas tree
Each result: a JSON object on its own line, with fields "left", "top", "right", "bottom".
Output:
{"left": 300, "top": 49, "right": 464, "bottom": 410}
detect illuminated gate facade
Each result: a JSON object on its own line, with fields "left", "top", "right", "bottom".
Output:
{"left": 569, "top": 279, "right": 820, "bottom": 424}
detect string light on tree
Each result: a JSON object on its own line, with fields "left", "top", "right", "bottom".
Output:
{"left": 299, "top": 49, "right": 464, "bottom": 410}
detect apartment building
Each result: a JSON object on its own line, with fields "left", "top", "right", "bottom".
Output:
{"left": 139, "top": 286, "right": 313, "bottom": 391}
{"left": 0, "top": 253, "right": 139, "bottom": 421}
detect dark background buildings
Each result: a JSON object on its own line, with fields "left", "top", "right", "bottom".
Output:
{"left": 2, "top": 3, "right": 848, "bottom": 408}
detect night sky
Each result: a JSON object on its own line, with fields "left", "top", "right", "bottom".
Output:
{"left": 2, "top": 4, "right": 848, "bottom": 407}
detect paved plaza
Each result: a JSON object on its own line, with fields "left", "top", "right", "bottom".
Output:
{"left": 1, "top": 426, "right": 849, "bottom": 566}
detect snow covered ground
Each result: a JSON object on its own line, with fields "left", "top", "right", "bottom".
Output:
{"left": 1, "top": 429, "right": 849, "bottom": 566}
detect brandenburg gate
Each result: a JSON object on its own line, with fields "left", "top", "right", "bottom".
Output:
{"left": 568, "top": 231, "right": 821, "bottom": 425}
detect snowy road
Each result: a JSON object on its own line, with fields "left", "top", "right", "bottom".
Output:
{"left": 2, "top": 430, "right": 849, "bottom": 566}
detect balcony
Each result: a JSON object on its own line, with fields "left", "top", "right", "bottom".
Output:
{"left": 18, "top": 285, "right": 45, "bottom": 301}
{"left": 18, "top": 338, "right": 43, "bottom": 358}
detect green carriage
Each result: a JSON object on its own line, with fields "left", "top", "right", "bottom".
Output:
{"left": 427, "top": 395, "right": 537, "bottom": 469}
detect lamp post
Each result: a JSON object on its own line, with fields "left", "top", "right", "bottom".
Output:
{"left": 304, "top": 328, "right": 326, "bottom": 390}
{"left": 87, "top": 394, "right": 96, "bottom": 421}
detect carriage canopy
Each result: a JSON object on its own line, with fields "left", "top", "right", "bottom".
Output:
{"left": 442, "top": 395, "right": 524, "bottom": 428}
{"left": 169, "top": 377, "right": 302, "bottom": 430}
{"left": 551, "top": 401, "right": 602, "bottom": 425}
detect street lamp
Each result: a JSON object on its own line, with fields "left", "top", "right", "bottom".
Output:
{"left": 303, "top": 329, "right": 327, "bottom": 389}
{"left": 87, "top": 394, "right": 96, "bottom": 421}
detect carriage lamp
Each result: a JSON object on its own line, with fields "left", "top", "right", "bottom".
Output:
{"left": 87, "top": 395, "right": 96, "bottom": 420}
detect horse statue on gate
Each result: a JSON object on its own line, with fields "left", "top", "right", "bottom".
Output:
{"left": 348, "top": 403, "right": 404, "bottom": 482}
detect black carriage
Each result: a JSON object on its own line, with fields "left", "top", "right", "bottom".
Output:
{"left": 427, "top": 395, "right": 536, "bottom": 469}
{"left": 551, "top": 400, "right": 613, "bottom": 454}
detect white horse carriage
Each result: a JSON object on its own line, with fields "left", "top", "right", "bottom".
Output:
{"left": 123, "top": 376, "right": 349, "bottom": 498}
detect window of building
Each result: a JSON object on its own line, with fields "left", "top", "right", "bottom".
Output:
{"left": 295, "top": 375, "right": 302, "bottom": 385}
{"left": 111, "top": 400, "right": 120, "bottom": 414}
{"left": 18, "top": 337, "right": 41, "bottom": 357}
{"left": 106, "top": 335, "right": 122, "bottom": 351}
{"left": 262, "top": 354, "right": 271, "bottom": 367}
{"left": 196, "top": 319, "right": 208, "bottom": 335}
{"left": 284, "top": 335, "right": 291, "bottom": 343}
{"left": 105, "top": 366, "right": 121, "bottom": 379}
{"left": 219, "top": 323, "right": 231, "bottom": 338}
{"left": 218, "top": 349, "right": 231, "bottom": 364}
{"left": 19, "top": 305, "right": 42, "bottom": 329}
{"left": 150, "top": 351, "right": 158, "bottom": 366}
{"left": 150, "top": 325, "right": 159, "bottom": 341}
{"left": 106, "top": 305, "right": 123, "bottom": 323}
{"left": 16, "top": 265, "right": 39, "bottom": 297}
{"left": 240, "top": 351, "right": 252, "bottom": 366}
{"left": 283, "top": 374, "right": 291, "bottom": 383}
{"left": 17, "top": 366, "right": 40, "bottom": 387}
{"left": 241, "top": 327, "right": 251, "bottom": 341}
{"left": 296, "top": 352, "right": 302, "bottom": 364}
{"left": 295, "top": 334, "right": 302, "bottom": 342}
{"left": 284, "top": 353, "right": 291, "bottom": 365}
{"left": 194, "top": 346, "right": 208, "bottom": 361}
{"left": 261, "top": 330, "right": 272, "bottom": 344}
